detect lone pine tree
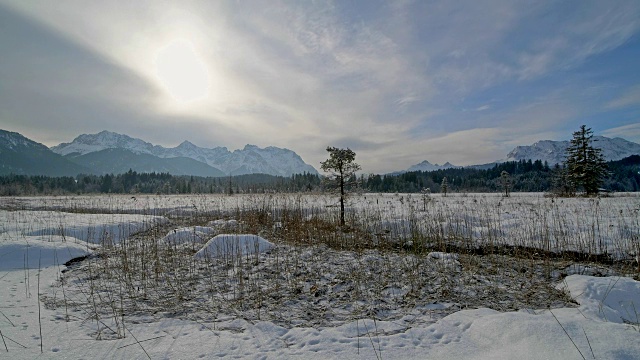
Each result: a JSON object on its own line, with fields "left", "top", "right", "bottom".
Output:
{"left": 564, "top": 125, "right": 608, "bottom": 195}
{"left": 440, "top": 177, "right": 448, "bottom": 197}
{"left": 320, "top": 147, "right": 361, "bottom": 226}
{"left": 500, "top": 171, "right": 511, "bottom": 197}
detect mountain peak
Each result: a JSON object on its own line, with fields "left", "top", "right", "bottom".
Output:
{"left": 506, "top": 136, "right": 640, "bottom": 164}
{"left": 52, "top": 131, "right": 154, "bottom": 156}
{"left": 88, "top": 130, "right": 130, "bottom": 142}
{"left": 403, "top": 159, "right": 458, "bottom": 173}
{"left": 50, "top": 132, "right": 318, "bottom": 176}
{"left": 177, "top": 140, "right": 197, "bottom": 148}
{"left": 0, "top": 129, "right": 91, "bottom": 176}
{"left": 0, "top": 129, "right": 49, "bottom": 151}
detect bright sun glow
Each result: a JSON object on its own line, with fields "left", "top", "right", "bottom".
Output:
{"left": 154, "top": 39, "right": 210, "bottom": 102}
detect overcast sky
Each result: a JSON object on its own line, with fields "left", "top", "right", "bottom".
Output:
{"left": 1, "top": 1, "right": 639, "bottom": 173}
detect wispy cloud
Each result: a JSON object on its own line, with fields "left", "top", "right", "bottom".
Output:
{"left": 1, "top": 0, "right": 639, "bottom": 173}
{"left": 603, "top": 123, "right": 640, "bottom": 141}
{"left": 606, "top": 86, "right": 640, "bottom": 109}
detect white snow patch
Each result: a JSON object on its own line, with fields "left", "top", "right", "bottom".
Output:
{"left": 3, "top": 210, "right": 167, "bottom": 244}
{"left": 194, "top": 234, "right": 275, "bottom": 259}
{"left": 159, "top": 226, "right": 217, "bottom": 245}
{"left": 558, "top": 274, "right": 640, "bottom": 324}
{"left": 0, "top": 235, "right": 91, "bottom": 270}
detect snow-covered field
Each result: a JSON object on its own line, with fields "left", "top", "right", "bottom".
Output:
{"left": 1, "top": 193, "right": 639, "bottom": 359}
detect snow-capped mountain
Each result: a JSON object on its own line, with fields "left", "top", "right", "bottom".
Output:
{"left": 386, "top": 160, "right": 459, "bottom": 175}
{"left": 52, "top": 131, "right": 318, "bottom": 176}
{"left": 505, "top": 136, "right": 640, "bottom": 165}
{"left": 0, "top": 130, "right": 91, "bottom": 176}
{"left": 406, "top": 160, "right": 459, "bottom": 172}
{"left": 0, "top": 129, "right": 47, "bottom": 151}
{"left": 51, "top": 131, "right": 158, "bottom": 156}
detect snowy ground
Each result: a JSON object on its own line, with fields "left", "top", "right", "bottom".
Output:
{"left": 4, "top": 192, "right": 638, "bottom": 256}
{"left": 1, "top": 193, "right": 639, "bottom": 359}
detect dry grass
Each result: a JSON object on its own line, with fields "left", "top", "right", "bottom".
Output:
{"left": 30, "top": 192, "right": 640, "bottom": 338}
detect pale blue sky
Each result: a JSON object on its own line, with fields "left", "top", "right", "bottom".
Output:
{"left": 1, "top": 0, "right": 639, "bottom": 173}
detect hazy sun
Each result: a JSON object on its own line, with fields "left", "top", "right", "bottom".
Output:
{"left": 154, "top": 39, "right": 210, "bottom": 102}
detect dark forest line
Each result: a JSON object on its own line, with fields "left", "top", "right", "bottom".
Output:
{"left": 1, "top": 156, "right": 638, "bottom": 196}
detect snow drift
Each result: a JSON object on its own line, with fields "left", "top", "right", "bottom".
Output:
{"left": 159, "top": 226, "right": 217, "bottom": 245}
{"left": 194, "top": 234, "right": 275, "bottom": 259}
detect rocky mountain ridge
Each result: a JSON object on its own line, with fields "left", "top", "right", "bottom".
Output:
{"left": 52, "top": 131, "right": 318, "bottom": 177}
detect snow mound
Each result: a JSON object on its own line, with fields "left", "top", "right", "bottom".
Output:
{"left": 22, "top": 213, "right": 166, "bottom": 244}
{"left": 0, "top": 236, "right": 92, "bottom": 270}
{"left": 194, "top": 234, "right": 274, "bottom": 259}
{"left": 160, "top": 226, "right": 217, "bottom": 245}
{"left": 557, "top": 274, "right": 640, "bottom": 324}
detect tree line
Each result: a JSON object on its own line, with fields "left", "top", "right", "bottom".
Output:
{"left": 1, "top": 155, "right": 637, "bottom": 196}
{"left": 0, "top": 171, "right": 322, "bottom": 196}
{"left": 363, "top": 159, "right": 555, "bottom": 193}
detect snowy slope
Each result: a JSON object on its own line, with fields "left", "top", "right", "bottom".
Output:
{"left": 51, "top": 130, "right": 158, "bottom": 156}
{"left": 156, "top": 140, "right": 230, "bottom": 166}
{"left": 506, "top": 136, "right": 640, "bottom": 165}
{"left": 0, "top": 129, "right": 49, "bottom": 151}
{"left": 0, "top": 129, "right": 92, "bottom": 176}
{"left": 51, "top": 131, "right": 318, "bottom": 176}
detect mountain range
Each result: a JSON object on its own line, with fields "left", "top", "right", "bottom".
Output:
{"left": 402, "top": 136, "right": 640, "bottom": 173}
{"left": 406, "top": 160, "right": 459, "bottom": 172}
{"left": 51, "top": 131, "right": 318, "bottom": 177}
{"left": 504, "top": 136, "right": 640, "bottom": 165}
{"left": 389, "top": 160, "right": 460, "bottom": 175}
{"left": 1, "top": 130, "right": 317, "bottom": 177}
{"left": 1, "top": 129, "right": 639, "bottom": 177}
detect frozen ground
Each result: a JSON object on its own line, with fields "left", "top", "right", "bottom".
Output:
{"left": 1, "top": 193, "right": 639, "bottom": 359}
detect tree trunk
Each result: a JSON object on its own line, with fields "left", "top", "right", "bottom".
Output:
{"left": 339, "top": 172, "right": 345, "bottom": 226}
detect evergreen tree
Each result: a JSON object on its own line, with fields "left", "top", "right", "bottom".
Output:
{"left": 500, "top": 171, "right": 511, "bottom": 197}
{"left": 227, "top": 176, "right": 234, "bottom": 195}
{"left": 565, "top": 125, "right": 608, "bottom": 195}
{"left": 551, "top": 164, "right": 575, "bottom": 196}
{"left": 320, "top": 147, "right": 361, "bottom": 226}
{"left": 440, "top": 177, "right": 448, "bottom": 197}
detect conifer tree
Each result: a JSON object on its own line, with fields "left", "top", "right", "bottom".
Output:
{"left": 564, "top": 125, "right": 608, "bottom": 195}
{"left": 320, "top": 147, "right": 361, "bottom": 226}
{"left": 551, "top": 164, "right": 575, "bottom": 196}
{"left": 500, "top": 171, "right": 511, "bottom": 197}
{"left": 440, "top": 177, "right": 448, "bottom": 197}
